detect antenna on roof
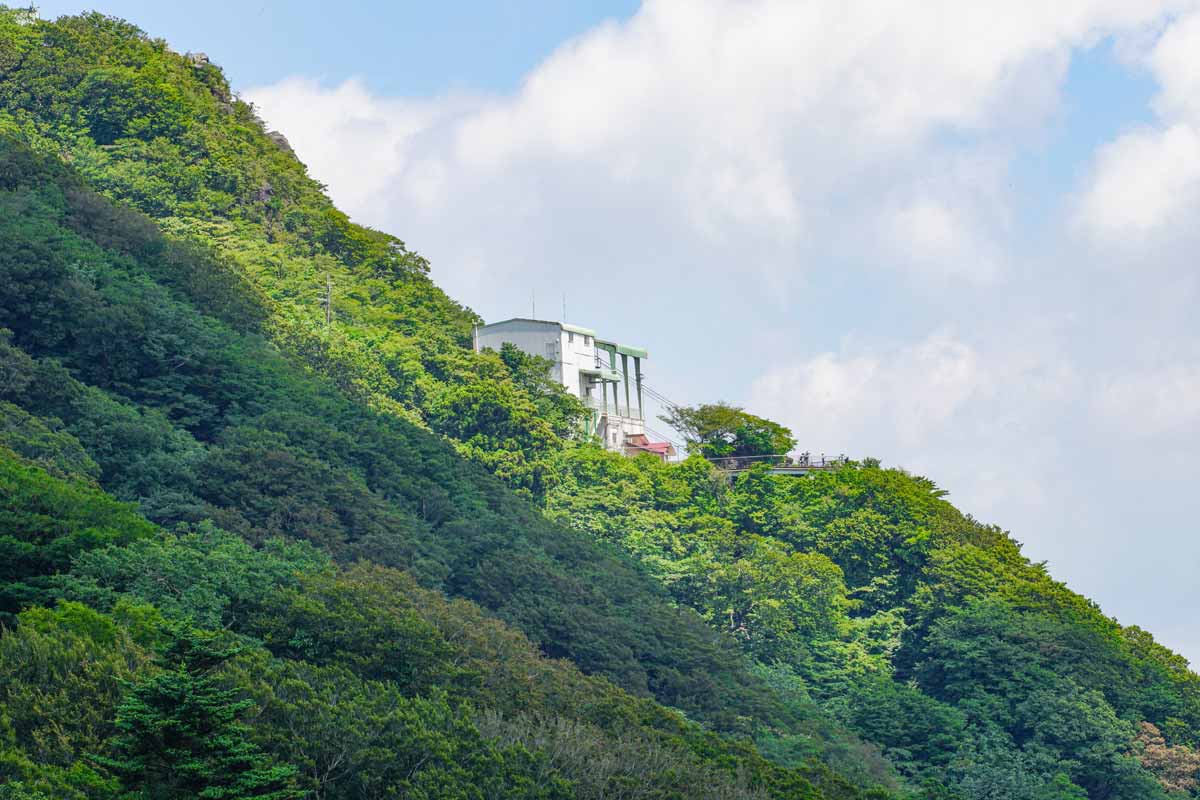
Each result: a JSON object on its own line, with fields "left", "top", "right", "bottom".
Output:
{"left": 531, "top": 290, "right": 535, "bottom": 318}
{"left": 562, "top": 293, "right": 567, "bottom": 322}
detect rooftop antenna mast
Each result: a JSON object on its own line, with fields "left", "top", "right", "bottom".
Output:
{"left": 531, "top": 290, "right": 535, "bottom": 318}
{"left": 562, "top": 293, "right": 567, "bottom": 322}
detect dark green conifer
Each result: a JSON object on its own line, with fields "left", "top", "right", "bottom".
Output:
{"left": 98, "top": 627, "right": 300, "bottom": 800}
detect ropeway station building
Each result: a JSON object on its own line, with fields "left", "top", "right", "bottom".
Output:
{"left": 472, "top": 318, "right": 676, "bottom": 461}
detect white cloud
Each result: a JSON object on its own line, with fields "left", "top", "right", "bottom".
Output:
{"left": 247, "top": 0, "right": 1188, "bottom": 296}
{"left": 1093, "top": 362, "right": 1200, "bottom": 437}
{"left": 1076, "top": 10, "right": 1200, "bottom": 242}
{"left": 745, "top": 328, "right": 1108, "bottom": 613}
{"left": 246, "top": 77, "right": 476, "bottom": 220}
{"left": 1076, "top": 124, "right": 1200, "bottom": 239}
{"left": 242, "top": 0, "right": 1200, "bottom": 513}
{"left": 748, "top": 333, "right": 987, "bottom": 449}
{"left": 1149, "top": 11, "right": 1200, "bottom": 121}
{"left": 243, "top": 0, "right": 1200, "bottom": 662}
{"left": 883, "top": 194, "right": 1002, "bottom": 282}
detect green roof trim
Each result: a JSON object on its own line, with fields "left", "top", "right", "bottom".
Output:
{"left": 597, "top": 339, "right": 648, "bottom": 359}
{"left": 580, "top": 367, "right": 623, "bottom": 381}
{"left": 561, "top": 323, "right": 597, "bottom": 337}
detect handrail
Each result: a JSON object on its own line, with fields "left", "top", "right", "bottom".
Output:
{"left": 707, "top": 452, "right": 848, "bottom": 471}
{"left": 583, "top": 396, "right": 643, "bottom": 420}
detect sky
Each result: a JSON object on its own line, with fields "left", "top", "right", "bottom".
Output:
{"left": 37, "top": 0, "right": 1200, "bottom": 663}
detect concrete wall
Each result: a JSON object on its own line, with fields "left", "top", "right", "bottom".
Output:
{"left": 474, "top": 319, "right": 564, "bottom": 384}
{"left": 559, "top": 327, "right": 598, "bottom": 402}
{"left": 597, "top": 413, "right": 645, "bottom": 450}
{"left": 474, "top": 318, "right": 643, "bottom": 454}
{"left": 474, "top": 319, "right": 604, "bottom": 402}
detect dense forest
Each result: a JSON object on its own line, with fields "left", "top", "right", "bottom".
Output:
{"left": 1, "top": 7, "right": 1199, "bottom": 799}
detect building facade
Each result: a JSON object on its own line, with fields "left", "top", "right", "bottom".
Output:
{"left": 472, "top": 318, "right": 674, "bottom": 459}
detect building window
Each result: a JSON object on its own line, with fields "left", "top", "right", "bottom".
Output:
{"left": 567, "top": 331, "right": 574, "bottom": 344}
{"left": 584, "top": 335, "right": 591, "bottom": 346}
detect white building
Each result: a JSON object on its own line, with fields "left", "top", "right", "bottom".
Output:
{"left": 472, "top": 318, "right": 675, "bottom": 459}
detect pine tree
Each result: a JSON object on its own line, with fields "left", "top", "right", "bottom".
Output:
{"left": 98, "top": 627, "right": 300, "bottom": 800}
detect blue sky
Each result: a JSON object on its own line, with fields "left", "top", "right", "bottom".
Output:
{"left": 38, "top": 1, "right": 640, "bottom": 94}
{"left": 1012, "top": 42, "right": 1157, "bottom": 230}
{"left": 37, "top": 1, "right": 1200, "bottom": 664}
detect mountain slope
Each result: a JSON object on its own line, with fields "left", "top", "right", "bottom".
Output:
{"left": 545, "top": 448, "right": 1200, "bottom": 797}
{"left": 0, "top": 6, "right": 577, "bottom": 498}
{"left": 0, "top": 136, "right": 816, "bottom": 726}
{"left": 2, "top": 7, "right": 1199, "bottom": 800}
{"left": 1, "top": 447, "right": 859, "bottom": 799}
{"left": 0, "top": 10, "right": 898, "bottom": 796}
{"left": 0, "top": 137, "right": 896, "bottom": 798}
{"left": 0, "top": 9, "right": 848, "bottom": 739}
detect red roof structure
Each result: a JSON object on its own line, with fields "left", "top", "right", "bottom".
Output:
{"left": 622, "top": 433, "right": 676, "bottom": 461}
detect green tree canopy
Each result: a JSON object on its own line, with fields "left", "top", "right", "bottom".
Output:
{"left": 96, "top": 626, "right": 301, "bottom": 800}
{"left": 659, "top": 402, "right": 797, "bottom": 461}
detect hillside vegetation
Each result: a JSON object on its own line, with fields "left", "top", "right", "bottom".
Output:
{"left": 1, "top": 7, "right": 1199, "bottom": 800}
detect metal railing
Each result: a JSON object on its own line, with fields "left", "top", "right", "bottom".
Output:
{"left": 583, "top": 396, "right": 642, "bottom": 420}
{"left": 707, "top": 452, "right": 849, "bottom": 472}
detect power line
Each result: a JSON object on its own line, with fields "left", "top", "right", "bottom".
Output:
{"left": 643, "top": 390, "right": 675, "bottom": 410}
{"left": 642, "top": 424, "right": 681, "bottom": 451}
{"left": 640, "top": 379, "right": 680, "bottom": 407}
{"left": 589, "top": 351, "right": 685, "bottom": 449}
{"left": 641, "top": 382, "right": 683, "bottom": 413}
